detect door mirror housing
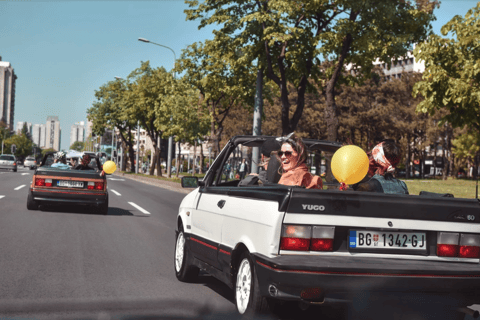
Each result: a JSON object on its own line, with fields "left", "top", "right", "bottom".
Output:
{"left": 181, "top": 176, "right": 199, "bottom": 188}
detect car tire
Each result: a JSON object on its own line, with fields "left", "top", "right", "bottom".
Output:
{"left": 27, "top": 191, "right": 39, "bottom": 210}
{"left": 174, "top": 225, "right": 199, "bottom": 282}
{"left": 235, "top": 251, "right": 273, "bottom": 316}
{"left": 13, "top": 169, "right": 17, "bottom": 172}
{"left": 97, "top": 193, "right": 109, "bottom": 215}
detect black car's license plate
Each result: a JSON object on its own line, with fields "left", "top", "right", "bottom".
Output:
{"left": 349, "top": 230, "right": 426, "bottom": 250}
{"left": 57, "top": 180, "right": 84, "bottom": 188}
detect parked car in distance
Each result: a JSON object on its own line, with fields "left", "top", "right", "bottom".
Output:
{"left": 0, "top": 154, "right": 17, "bottom": 172}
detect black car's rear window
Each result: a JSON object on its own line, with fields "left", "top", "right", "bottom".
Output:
{"left": 0, "top": 155, "right": 15, "bottom": 160}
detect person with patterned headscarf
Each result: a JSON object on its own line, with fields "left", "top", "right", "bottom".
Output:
{"left": 276, "top": 133, "right": 323, "bottom": 189}
{"left": 356, "top": 140, "right": 408, "bottom": 194}
{"left": 51, "top": 151, "right": 69, "bottom": 169}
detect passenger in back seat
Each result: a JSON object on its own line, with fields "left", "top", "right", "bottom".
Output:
{"left": 238, "top": 138, "right": 282, "bottom": 186}
{"left": 355, "top": 141, "right": 409, "bottom": 194}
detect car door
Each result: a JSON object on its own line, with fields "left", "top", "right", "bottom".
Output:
{"left": 189, "top": 187, "right": 227, "bottom": 269}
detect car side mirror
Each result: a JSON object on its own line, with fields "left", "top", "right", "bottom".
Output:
{"left": 181, "top": 176, "right": 199, "bottom": 188}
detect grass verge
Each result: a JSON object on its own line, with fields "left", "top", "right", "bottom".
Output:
{"left": 401, "top": 178, "right": 479, "bottom": 199}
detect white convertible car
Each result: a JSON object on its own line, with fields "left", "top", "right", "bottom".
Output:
{"left": 174, "top": 135, "right": 480, "bottom": 318}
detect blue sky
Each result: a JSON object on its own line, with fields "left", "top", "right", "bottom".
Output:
{"left": 0, "top": 0, "right": 478, "bottom": 150}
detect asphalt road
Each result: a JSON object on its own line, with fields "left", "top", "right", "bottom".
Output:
{"left": 0, "top": 167, "right": 477, "bottom": 320}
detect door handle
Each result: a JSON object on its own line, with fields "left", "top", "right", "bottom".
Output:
{"left": 217, "top": 200, "right": 226, "bottom": 209}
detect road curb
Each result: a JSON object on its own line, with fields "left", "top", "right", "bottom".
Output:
{"left": 112, "top": 172, "right": 190, "bottom": 194}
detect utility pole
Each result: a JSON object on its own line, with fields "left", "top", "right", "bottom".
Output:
{"left": 135, "top": 121, "right": 140, "bottom": 174}
{"left": 251, "top": 68, "right": 263, "bottom": 174}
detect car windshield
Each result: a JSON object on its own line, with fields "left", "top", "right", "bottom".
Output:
{"left": 0, "top": 155, "right": 15, "bottom": 161}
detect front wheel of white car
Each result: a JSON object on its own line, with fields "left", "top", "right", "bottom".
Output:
{"left": 235, "top": 252, "right": 272, "bottom": 316}
{"left": 174, "top": 226, "right": 199, "bottom": 282}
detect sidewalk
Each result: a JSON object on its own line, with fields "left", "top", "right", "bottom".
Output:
{"left": 112, "top": 171, "right": 191, "bottom": 194}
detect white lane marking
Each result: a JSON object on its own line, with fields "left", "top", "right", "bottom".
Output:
{"left": 128, "top": 202, "right": 150, "bottom": 215}
{"left": 110, "top": 189, "right": 121, "bottom": 196}
{"left": 14, "top": 185, "right": 26, "bottom": 191}
{"left": 0, "top": 196, "right": 4, "bottom": 199}
{"left": 108, "top": 178, "right": 125, "bottom": 181}
{"left": 21, "top": 173, "right": 29, "bottom": 176}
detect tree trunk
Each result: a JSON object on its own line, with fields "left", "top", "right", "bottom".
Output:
{"left": 433, "top": 142, "right": 437, "bottom": 179}
{"left": 156, "top": 148, "right": 162, "bottom": 176}
{"left": 149, "top": 149, "right": 157, "bottom": 175}
{"left": 128, "top": 146, "right": 135, "bottom": 173}
{"left": 406, "top": 134, "right": 411, "bottom": 179}
{"left": 193, "top": 140, "right": 197, "bottom": 176}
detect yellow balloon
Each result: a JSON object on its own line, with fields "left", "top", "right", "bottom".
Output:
{"left": 331, "top": 145, "right": 369, "bottom": 185}
{"left": 103, "top": 161, "right": 117, "bottom": 174}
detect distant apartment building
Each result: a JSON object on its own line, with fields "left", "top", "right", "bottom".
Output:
{"left": 346, "top": 44, "right": 425, "bottom": 80}
{"left": 70, "top": 121, "right": 85, "bottom": 147}
{"left": 85, "top": 120, "right": 93, "bottom": 139}
{"left": 16, "top": 121, "right": 32, "bottom": 135}
{"left": 45, "top": 116, "right": 61, "bottom": 151}
{"left": 0, "top": 57, "right": 17, "bottom": 130}
{"left": 32, "top": 124, "right": 46, "bottom": 147}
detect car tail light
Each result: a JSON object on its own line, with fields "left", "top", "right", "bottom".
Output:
{"left": 311, "top": 226, "right": 335, "bottom": 251}
{"left": 459, "top": 234, "right": 480, "bottom": 258}
{"left": 437, "top": 232, "right": 459, "bottom": 257}
{"left": 94, "top": 182, "right": 104, "bottom": 190}
{"left": 45, "top": 179, "right": 52, "bottom": 187}
{"left": 35, "top": 178, "right": 45, "bottom": 186}
{"left": 34, "top": 161, "right": 36, "bottom": 164}
{"left": 87, "top": 182, "right": 95, "bottom": 190}
{"left": 13, "top": 162, "right": 16, "bottom": 166}
{"left": 280, "top": 225, "right": 311, "bottom": 251}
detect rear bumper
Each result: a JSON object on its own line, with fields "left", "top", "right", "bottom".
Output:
{"left": 31, "top": 188, "right": 107, "bottom": 206}
{"left": 0, "top": 165, "right": 16, "bottom": 170}
{"left": 253, "top": 253, "right": 480, "bottom": 305}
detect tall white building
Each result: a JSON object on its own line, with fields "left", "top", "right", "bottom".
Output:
{"left": 70, "top": 121, "right": 85, "bottom": 147}
{"left": 45, "top": 116, "right": 61, "bottom": 151}
{"left": 16, "top": 121, "right": 32, "bottom": 135}
{"left": 32, "top": 124, "right": 46, "bottom": 147}
{"left": 0, "top": 57, "right": 17, "bottom": 131}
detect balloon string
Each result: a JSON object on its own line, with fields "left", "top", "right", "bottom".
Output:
{"left": 339, "top": 182, "right": 348, "bottom": 191}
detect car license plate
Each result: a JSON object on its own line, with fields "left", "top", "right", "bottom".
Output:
{"left": 349, "top": 230, "right": 426, "bottom": 250}
{"left": 57, "top": 180, "right": 84, "bottom": 188}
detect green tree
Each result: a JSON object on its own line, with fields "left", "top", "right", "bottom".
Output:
{"left": 186, "top": 0, "right": 437, "bottom": 140}
{"left": 4, "top": 134, "right": 34, "bottom": 159}
{"left": 88, "top": 78, "right": 137, "bottom": 172}
{"left": 70, "top": 141, "right": 85, "bottom": 151}
{"left": 414, "top": 2, "right": 480, "bottom": 133}
{"left": 177, "top": 40, "right": 256, "bottom": 157}
{"left": 41, "top": 148, "right": 56, "bottom": 156}
{"left": 21, "top": 123, "right": 32, "bottom": 141}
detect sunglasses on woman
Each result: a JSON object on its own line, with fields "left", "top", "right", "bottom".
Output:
{"left": 277, "top": 151, "right": 294, "bottom": 157}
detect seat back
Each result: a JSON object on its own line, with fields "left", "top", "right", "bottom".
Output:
{"left": 266, "top": 154, "right": 282, "bottom": 184}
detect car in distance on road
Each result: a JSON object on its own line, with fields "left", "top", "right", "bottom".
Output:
{"left": 24, "top": 156, "right": 37, "bottom": 169}
{"left": 27, "top": 152, "right": 108, "bottom": 214}
{"left": 0, "top": 154, "right": 17, "bottom": 172}
{"left": 175, "top": 135, "right": 480, "bottom": 318}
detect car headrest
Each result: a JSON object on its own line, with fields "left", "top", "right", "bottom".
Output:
{"left": 266, "top": 154, "right": 282, "bottom": 184}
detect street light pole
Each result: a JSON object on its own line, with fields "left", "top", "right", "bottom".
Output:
{"left": 138, "top": 37, "right": 176, "bottom": 178}
{"left": 136, "top": 120, "right": 140, "bottom": 174}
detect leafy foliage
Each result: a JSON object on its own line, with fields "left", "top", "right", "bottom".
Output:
{"left": 4, "top": 134, "right": 34, "bottom": 159}
{"left": 69, "top": 141, "right": 85, "bottom": 151}
{"left": 414, "top": 2, "right": 480, "bottom": 132}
